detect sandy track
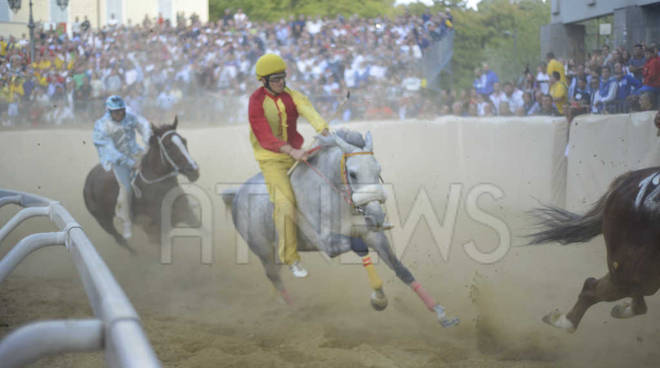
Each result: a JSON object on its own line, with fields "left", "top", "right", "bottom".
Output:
{"left": 1, "top": 123, "right": 659, "bottom": 367}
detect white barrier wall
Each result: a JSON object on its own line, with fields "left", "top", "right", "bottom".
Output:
{"left": 328, "top": 117, "right": 569, "bottom": 214}
{"left": 2, "top": 114, "right": 656, "bottom": 218}
{"left": 0, "top": 117, "right": 569, "bottom": 215}
{"left": 566, "top": 111, "right": 660, "bottom": 212}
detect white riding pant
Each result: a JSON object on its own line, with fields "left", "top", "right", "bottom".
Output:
{"left": 112, "top": 165, "right": 133, "bottom": 225}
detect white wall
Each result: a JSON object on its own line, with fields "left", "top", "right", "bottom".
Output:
{"left": 566, "top": 111, "right": 660, "bottom": 211}
{"left": 125, "top": 0, "right": 157, "bottom": 26}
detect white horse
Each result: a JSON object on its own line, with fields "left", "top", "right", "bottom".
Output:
{"left": 222, "top": 130, "right": 458, "bottom": 326}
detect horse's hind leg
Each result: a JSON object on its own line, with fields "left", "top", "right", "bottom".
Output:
{"left": 254, "top": 250, "right": 292, "bottom": 305}
{"left": 544, "top": 273, "right": 629, "bottom": 332}
{"left": 611, "top": 295, "right": 647, "bottom": 319}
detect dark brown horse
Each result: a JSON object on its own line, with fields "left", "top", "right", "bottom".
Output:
{"left": 83, "top": 117, "right": 200, "bottom": 252}
{"left": 528, "top": 167, "right": 660, "bottom": 332}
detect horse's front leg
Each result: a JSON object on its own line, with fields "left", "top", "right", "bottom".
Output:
{"left": 323, "top": 232, "right": 387, "bottom": 310}
{"left": 362, "top": 231, "right": 459, "bottom": 327}
{"left": 134, "top": 203, "right": 162, "bottom": 245}
{"left": 349, "top": 235, "right": 388, "bottom": 311}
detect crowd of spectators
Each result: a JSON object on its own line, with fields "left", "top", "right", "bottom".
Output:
{"left": 1, "top": 7, "right": 658, "bottom": 127}
{"left": 452, "top": 43, "right": 660, "bottom": 119}
{"left": 0, "top": 8, "right": 454, "bottom": 127}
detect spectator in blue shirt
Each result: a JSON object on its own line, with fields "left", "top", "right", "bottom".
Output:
{"left": 571, "top": 76, "right": 591, "bottom": 107}
{"left": 567, "top": 76, "right": 591, "bottom": 121}
{"left": 597, "top": 66, "right": 618, "bottom": 113}
{"left": 614, "top": 62, "right": 642, "bottom": 112}
{"left": 628, "top": 43, "right": 646, "bottom": 81}
{"left": 474, "top": 63, "right": 498, "bottom": 96}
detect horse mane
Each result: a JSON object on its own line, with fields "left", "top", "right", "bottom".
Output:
{"left": 335, "top": 129, "right": 365, "bottom": 149}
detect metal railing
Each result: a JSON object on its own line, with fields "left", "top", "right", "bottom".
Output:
{"left": 0, "top": 189, "right": 160, "bottom": 367}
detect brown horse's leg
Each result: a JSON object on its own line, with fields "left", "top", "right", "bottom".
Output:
{"left": 95, "top": 213, "right": 136, "bottom": 253}
{"left": 611, "top": 295, "right": 647, "bottom": 319}
{"left": 632, "top": 295, "right": 648, "bottom": 315}
{"left": 566, "top": 273, "right": 629, "bottom": 328}
{"left": 544, "top": 273, "right": 629, "bottom": 332}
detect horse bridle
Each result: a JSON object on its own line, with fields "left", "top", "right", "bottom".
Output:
{"left": 131, "top": 130, "right": 186, "bottom": 197}
{"left": 340, "top": 151, "right": 374, "bottom": 210}
{"left": 302, "top": 149, "right": 384, "bottom": 216}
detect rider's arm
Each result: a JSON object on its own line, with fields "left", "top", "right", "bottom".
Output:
{"left": 92, "top": 118, "right": 133, "bottom": 168}
{"left": 248, "top": 90, "right": 287, "bottom": 152}
{"left": 289, "top": 89, "right": 329, "bottom": 133}
{"left": 135, "top": 113, "right": 152, "bottom": 146}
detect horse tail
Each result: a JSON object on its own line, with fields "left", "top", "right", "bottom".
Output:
{"left": 221, "top": 188, "right": 237, "bottom": 208}
{"left": 527, "top": 193, "right": 608, "bottom": 246}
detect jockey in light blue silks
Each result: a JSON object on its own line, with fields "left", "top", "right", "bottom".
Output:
{"left": 92, "top": 95, "right": 152, "bottom": 240}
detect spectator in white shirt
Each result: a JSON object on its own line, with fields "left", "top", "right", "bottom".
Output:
{"left": 536, "top": 63, "right": 550, "bottom": 94}
{"left": 501, "top": 82, "right": 524, "bottom": 113}
{"left": 489, "top": 82, "right": 505, "bottom": 114}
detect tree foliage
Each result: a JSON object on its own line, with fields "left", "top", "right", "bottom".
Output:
{"left": 208, "top": 0, "right": 551, "bottom": 90}
{"left": 209, "top": 0, "right": 397, "bottom": 22}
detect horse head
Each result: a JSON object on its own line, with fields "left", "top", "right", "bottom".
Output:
{"left": 148, "top": 116, "right": 200, "bottom": 182}
{"left": 317, "top": 130, "right": 387, "bottom": 231}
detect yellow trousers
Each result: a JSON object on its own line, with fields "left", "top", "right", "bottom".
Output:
{"left": 259, "top": 158, "right": 299, "bottom": 266}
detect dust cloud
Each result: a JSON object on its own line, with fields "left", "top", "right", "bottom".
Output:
{"left": 1, "top": 119, "right": 659, "bottom": 367}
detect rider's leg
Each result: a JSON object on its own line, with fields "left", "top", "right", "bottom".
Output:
{"left": 259, "top": 158, "right": 306, "bottom": 277}
{"left": 112, "top": 164, "right": 133, "bottom": 239}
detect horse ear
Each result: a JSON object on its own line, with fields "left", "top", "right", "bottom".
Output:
{"left": 364, "top": 131, "right": 373, "bottom": 152}
{"left": 173, "top": 115, "right": 178, "bottom": 130}
{"left": 149, "top": 123, "right": 158, "bottom": 144}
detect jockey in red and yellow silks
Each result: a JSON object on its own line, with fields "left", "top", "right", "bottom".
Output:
{"left": 248, "top": 53, "right": 329, "bottom": 278}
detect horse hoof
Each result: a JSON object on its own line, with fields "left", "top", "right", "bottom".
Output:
{"left": 440, "top": 317, "right": 460, "bottom": 328}
{"left": 433, "top": 305, "right": 459, "bottom": 327}
{"left": 542, "top": 309, "right": 576, "bottom": 333}
{"left": 611, "top": 301, "right": 634, "bottom": 319}
{"left": 370, "top": 290, "right": 388, "bottom": 311}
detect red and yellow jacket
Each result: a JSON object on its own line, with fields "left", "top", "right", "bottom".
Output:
{"left": 248, "top": 86, "right": 328, "bottom": 161}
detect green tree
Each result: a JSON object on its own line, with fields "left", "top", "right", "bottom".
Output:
{"left": 209, "top": 0, "right": 396, "bottom": 22}
{"left": 447, "top": 0, "right": 550, "bottom": 90}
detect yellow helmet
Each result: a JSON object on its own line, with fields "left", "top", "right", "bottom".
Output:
{"left": 255, "top": 53, "right": 287, "bottom": 80}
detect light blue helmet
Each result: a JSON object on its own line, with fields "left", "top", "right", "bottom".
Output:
{"left": 105, "top": 95, "right": 126, "bottom": 111}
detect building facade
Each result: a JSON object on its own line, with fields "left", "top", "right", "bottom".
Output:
{"left": 541, "top": 0, "right": 660, "bottom": 61}
{"left": 1, "top": 0, "right": 208, "bottom": 37}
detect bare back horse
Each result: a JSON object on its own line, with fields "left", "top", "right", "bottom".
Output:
{"left": 83, "top": 117, "right": 200, "bottom": 251}
{"left": 528, "top": 167, "right": 660, "bottom": 332}
{"left": 222, "top": 130, "right": 459, "bottom": 326}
